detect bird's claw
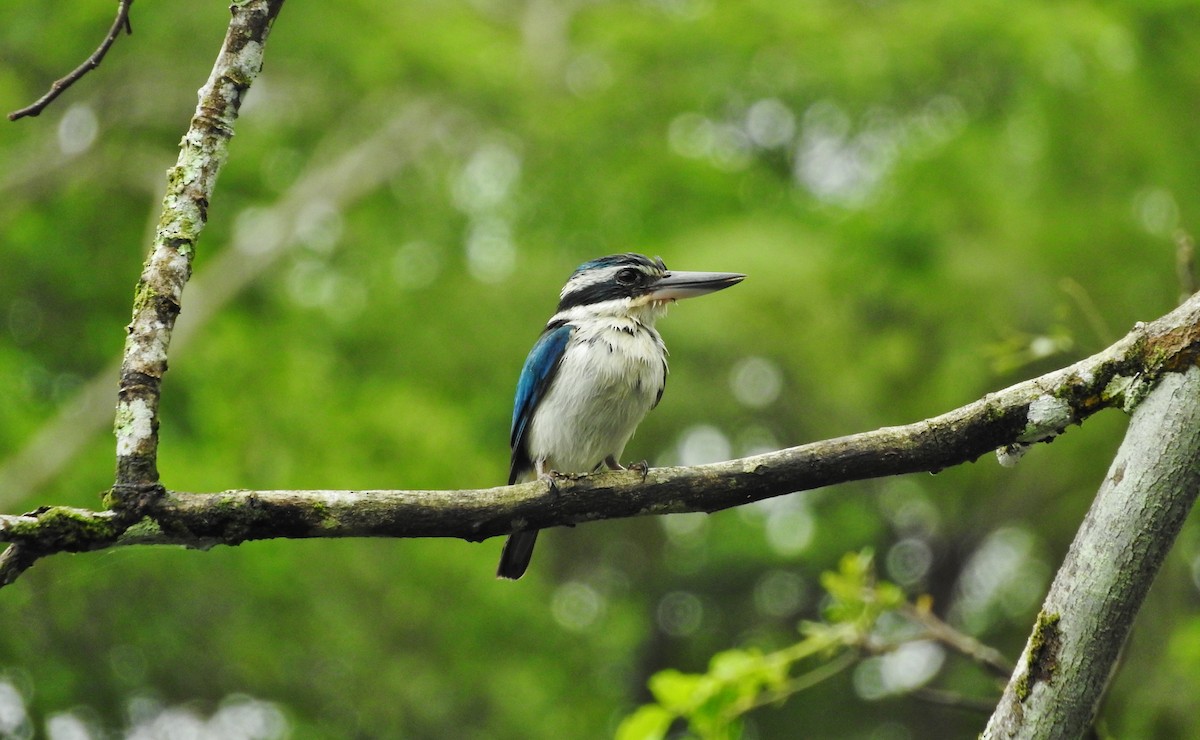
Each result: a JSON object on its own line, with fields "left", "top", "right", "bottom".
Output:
{"left": 629, "top": 460, "right": 650, "bottom": 481}
{"left": 538, "top": 469, "right": 572, "bottom": 497}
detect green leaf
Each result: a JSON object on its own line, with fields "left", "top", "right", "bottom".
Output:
{"left": 615, "top": 705, "right": 675, "bottom": 740}
{"left": 708, "top": 648, "right": 761, "bottom": 681}
{"left": 876, "top": 582, "right": 907, "bottom": 609}
{"left": 649, "top": 669, "right": 704, "bottom": 712}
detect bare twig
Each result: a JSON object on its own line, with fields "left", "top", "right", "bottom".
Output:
{"left": 8, "top": 0, "right": 135, "bottom": 121}
{"left": 1177, "top": 229, "right": 1196, "bottom": 304}
{"left": 1060, "top": 278, "right": 1114, "bottom": 345}
{"left": 909, "top": 687, "right": 999, "bottom": 714}
{"left": 901, "top": 602, "right": 1014, "bottom": 679}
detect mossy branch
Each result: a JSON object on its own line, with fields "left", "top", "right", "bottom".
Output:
{"left": 983, "top": 364, "right": 1200, "bottom": 739}
{"left": 113, "top": 0, "right": 285, "bottom": 498}
{"left": 4, "top": 290, "right": 1200, "bottom": 575}
{"left": 0, "top": 0, "right": 286, "bottom": 586}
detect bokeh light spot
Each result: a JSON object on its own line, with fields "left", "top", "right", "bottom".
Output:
{"left": 730, "top": 356, "right": 783, "bottom": 409}
{"left": 951, "top": 526, "right": 1049, "bottom": 633}
{"left": 57, "top": 103, "right": 98, "bottom": 156}
{"left": 854, "top": 641, "right": 944, "bottom": 700}
{"left": 565, "top": 53, "right": 613, "bottom": 97}
{"left": 660, "top": 512, "right": 709, "bottom": 555}
{"left": 552, "top": 581, "right": 606, "bottom": 633}
{"left": 1133, "top": 187, "right": 1179, "bottom": 237}
{"left": 393, "top": 241, "right": 442, "bottom": 289}
{"left": 465, "top": 217, "right": 517, "bottom": 283}
{"left": 295, "top": 199, "right": 343, "bottom": 254}
{"left": 656, "top": 591, "right": 704, "bottom": 637}
{"left": 668, "top": 113, "right": 715, "bottom": 159}
{"left": 452, "top": 142, "right": 522, "bottom": 215}
{"left": 764, "top": 505, "right": 815, "bottom": 557}
{"left": 885, "top": 538, "right": 933, "bottom": 587}
{"left": 233, "top": 207, "right": 286, "bottom": 256}
{"left": 46, "top": 712, "right": 91, "bottom": 740}
{"left": 753, "top": 570, "right": 808, "bottom": 618}
{"left": 0, "top": 680, "right": 29, "bottom": 739}
{"left": 745, "top": 99, "right": 796, "bottom": 149}
{"left": 676, "top": 424, "right": 731, "bottom": 466}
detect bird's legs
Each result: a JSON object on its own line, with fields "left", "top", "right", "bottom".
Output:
{"left": 535, "top": 458, "right": 570, "bottom": 496}
{"left": 605, "top": 454, "right": 650, "bottom": 481}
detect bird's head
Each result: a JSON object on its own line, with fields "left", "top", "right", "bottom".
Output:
{"left": 556, "top": 253, "right": 744, "bottom": 321}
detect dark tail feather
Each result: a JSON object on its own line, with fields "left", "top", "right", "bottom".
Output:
{"left": 497, "top": 530, "right": 539, "bottom": 580}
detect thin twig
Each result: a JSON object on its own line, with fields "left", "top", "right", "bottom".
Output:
{"left": 909, "top": 687, "right": 999, "bottom": 714}
{"left": 1177, "top": 229, "right": 1196, "bottom": 304}
{"left": 901, "top": 602, "right": 1014, "bottom": 679}
{"left": 1060, "top": 277, "right": 1114, "bottom": 345}
{"left": 8, "top": 0, "right": 135, "bottom": 121}
{"left": 737, "top": 650, "right": 860, "bottom": 717}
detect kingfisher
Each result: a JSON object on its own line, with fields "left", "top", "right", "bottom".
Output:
{"left": 499, "top": 253, "right": 745, "bottom": 579}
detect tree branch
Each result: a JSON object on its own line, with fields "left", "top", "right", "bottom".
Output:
{"left": 3, "top": 290, "right": 1199, "bottom": 569}
{"left": 0, "top": 100, "right": 454, "bottom": 511}
{"left": 983, "top": 364, "right": 1200, "bottom": 739}
{"left": 0, "top": 544, "right": 42, "bottom": 588}
{"left": 8, "top": 0, "right": 135, "bottom": 121}
{"left": 112, "top": 0, "right": 284, "bottom": 505}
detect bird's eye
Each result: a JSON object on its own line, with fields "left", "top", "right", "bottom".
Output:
{"left": 615, "top": 268, "right": 639, "bottom": 286}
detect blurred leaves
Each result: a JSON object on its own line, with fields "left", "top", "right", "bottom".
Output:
{"left": 2, "top": 0, "right": 1200, "bottom": 737}
{"left": 618, "top": 551, "right": 987, "bottom": 740}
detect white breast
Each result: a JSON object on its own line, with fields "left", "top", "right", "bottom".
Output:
{"left": 525, "top": 318, "right": 667, "bottom": 474}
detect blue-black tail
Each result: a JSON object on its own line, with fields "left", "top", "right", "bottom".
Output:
{"left": 497, "top": 530, "right": 538, "bottom": 580}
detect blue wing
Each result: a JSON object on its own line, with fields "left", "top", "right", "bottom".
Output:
{"left": 509, "top": 322, "right": 574, "bottom": 484}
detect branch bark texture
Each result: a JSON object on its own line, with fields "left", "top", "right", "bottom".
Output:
{"left": 113, "top": 0, "right": 284, "bottom": 499}
{"left": 983, "top": 365, "right": 1200, "bottom": 739}
{"left": 4, "top": 291, "right": 1200, "bottom": 563}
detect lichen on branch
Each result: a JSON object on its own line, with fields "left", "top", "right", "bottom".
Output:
{"left": 4, "top": 288, "right": 1200, "bottom": 571}
{"left": 112, "top": 0, "right": 285, "bottom": 497}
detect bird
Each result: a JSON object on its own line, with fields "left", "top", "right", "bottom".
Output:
{"left": 498, "top": 252, "right": 745, "bottom": 579}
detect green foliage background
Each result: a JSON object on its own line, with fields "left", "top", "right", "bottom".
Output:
{"left": 2, "top": 1, "right": 1199, "bottom": 737}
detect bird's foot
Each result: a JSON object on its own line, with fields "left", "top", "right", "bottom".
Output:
{"left": 537, "top": 468, "right": 572, "bottom": 497}
{"left": 628, "top": 460, "right": 650, "bottom": 481}
{"left": 604, "top": 455, "right": 650, "bottom": 481}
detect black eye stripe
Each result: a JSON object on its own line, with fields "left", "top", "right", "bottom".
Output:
{"left": 556, "top": 254, "right": 668, "bottom": 311}
{"left": 557, "top": 282, "right": 627, "bottom": 311}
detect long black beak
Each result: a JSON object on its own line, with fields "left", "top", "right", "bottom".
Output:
{"left": 647, "top": 270, "right": 746, "bottom": 301}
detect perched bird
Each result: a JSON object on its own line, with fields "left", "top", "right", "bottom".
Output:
{"left": 499, "top": 253, "right": 745, "bottom": 579}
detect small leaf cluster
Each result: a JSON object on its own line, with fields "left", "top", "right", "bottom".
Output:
{"left": 618, "top": 550, "right": 906, "bottom": 740}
